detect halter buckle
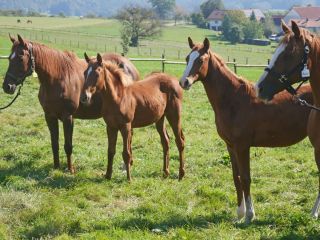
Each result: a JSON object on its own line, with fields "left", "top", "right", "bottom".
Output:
{"left": 279, "top": 75, "right": 287, "bottom": 83}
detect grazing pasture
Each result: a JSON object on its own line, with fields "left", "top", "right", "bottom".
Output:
{"left": 0, "top": 18, "right": 319, "bottom": 239}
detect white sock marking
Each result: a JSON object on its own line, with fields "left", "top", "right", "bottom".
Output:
{"left": 237, "top": 194, "right": 246, "bottom": 220}
{"left": 180, "top": 51, "right": 200, "bottom": 86}
{"left": 311, "top": 193, "right": 320, "bottom": 218}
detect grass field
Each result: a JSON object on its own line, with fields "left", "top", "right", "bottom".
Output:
{"left": 1, "top": 17, "right": 320, "bottom": 239}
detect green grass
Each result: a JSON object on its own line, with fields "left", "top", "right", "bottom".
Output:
{"left": 1, "top": 16, "right": 320, "bottom": 239}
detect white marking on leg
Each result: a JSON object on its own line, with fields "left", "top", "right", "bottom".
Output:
{"left": 311, "top": 193, "right": 320, "bottom": 218}
{"left": 255, "top": 43, "right": 287, "bottom": 89}
{"left": 245, "top": 195, "right": 255, "bottom": 223}
{"left": 237, "top": 193, "right": 246, "bottom": 220}
{"left": 10, "top": 52, "right": 16, "bottom": 60}
{"left": 86, "top": 66, "right": 92, "bottom": 80}
{"left": 180, "top": 51, "right": 200, "bottom": 87}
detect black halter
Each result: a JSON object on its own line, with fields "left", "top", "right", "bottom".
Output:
{"left": 264, "top": 43, "right": 310, "bottom": 95}
{"left": 5, "top": 43, "right": 35, "bottom": 86}
{"left": 0, "top": 43, "right": 35, "bottom": 110}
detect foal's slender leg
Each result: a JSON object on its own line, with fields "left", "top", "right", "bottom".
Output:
{"left": 156, "top": 116, "right": 170, "bottom": 177}
{"left": 166, "top": 112, "right": 185, "bottom": 180}
{"left": 234, "top": 146, "right": 255, "bottom": 223}
{"left": 105, "top": 126, "right": 118, "bottom": 180}
{"left": 45, "top": 114, "right": 59, "bottom": 169}
{"left": 311, "top": 148, "right": 320, "bottom": 218}
{"left": 63, "top": 115, "right": 75, "bottom": 173}
{"left": 120, "top": 124, "right": 132, "bottom": 182}
{"left": 227, "top": 145, "right": 245, "bottom": 220}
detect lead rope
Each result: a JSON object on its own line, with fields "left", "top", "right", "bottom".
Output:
{"left": 0, "top": 84, "right": 23, "bottom": 110}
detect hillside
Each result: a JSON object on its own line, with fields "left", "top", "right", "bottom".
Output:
{"left": 0, "top": 0, "right": 318, "bottom": 16}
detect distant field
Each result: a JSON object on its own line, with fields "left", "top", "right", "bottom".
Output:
{"left": 2, "top": 16, "right": 319, "bottom": 240}
{"left": 0, "top": 16, "right": 276, "bottom": 65}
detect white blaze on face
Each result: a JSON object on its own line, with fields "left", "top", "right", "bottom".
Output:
{"left": 86, "top": 66, "right": 92, "bottom": 80}
{"left": 256, "top": 43, "right": 287, "bottom": 88}
{"left": 180, "top": 51, "right": 200, "bottom": 87}
{"left": 10, "top": 52, "right": 16, "bottom": 60}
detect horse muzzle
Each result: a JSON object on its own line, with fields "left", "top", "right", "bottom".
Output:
{"left": 80, "top": 92, "right": 92, "bottom": 106}
{"left": 179, "top": 77, "right": 194, "bottom": 90}
{"left": 2, "top": 82, "right": 16, "bottom": 95}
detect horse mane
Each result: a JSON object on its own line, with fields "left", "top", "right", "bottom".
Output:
{"left": 103, "top": 60, "right": 132, "bottom": 87}
{"left": 31, "top": 41, "right": 81, "bottom": 80}
{"left": 209, "top": 50, "right": 256, "bottom": 96}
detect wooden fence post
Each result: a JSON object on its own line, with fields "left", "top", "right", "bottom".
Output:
{"left": 233, "top": 58, "right": 237, "bottom": 74}
{"left": 162, "top": 54, "right": 165, "bottom": 73}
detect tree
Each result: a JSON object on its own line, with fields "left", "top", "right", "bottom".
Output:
{"left": 249, "top": 10, "right": 257, "bottom": 21}
{"left": 190, "top": 13, "right": 207, "bottom": 29}
{"left": 148, "top": 0, "right": 175, "bottom": 19}
{"left": 222, "top": 10, "right": 247, "bottom": 42}
{"left": 200, "top": 0, "right": 224, "bottom": 18}
{"left": 229, "top": 24, "right": 243, "bottom": 43}
{"left": 117, "top": 6, "right": 161, "bottom": 47}
{"left": 174, "top": 5, "right": 187, "bottom": 26}
{"left": 243, "top": 11, "right": 264, "bottom": 39}
{"left": 263, "top": 14, "right": 276, "bottom": 38}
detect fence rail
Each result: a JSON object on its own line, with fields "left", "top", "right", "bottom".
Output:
{"left": 0, "top": 56, "right": 267, "bottom": 74}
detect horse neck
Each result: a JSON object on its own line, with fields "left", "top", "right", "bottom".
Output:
{"left": 202, "top": 51, "right": 248, "bottom": 111}
{"left": 32, "top": 43, "right": 79, "bottom": 84}
{"left": 101, "top": 67, "right": 125, "bottom": 106}
{"left": 309, "top": 36, "right": 320, "bottom": 106}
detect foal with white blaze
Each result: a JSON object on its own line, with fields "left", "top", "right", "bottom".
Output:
{"left": 180, "top": 37, "right": 312, "bottom": 223}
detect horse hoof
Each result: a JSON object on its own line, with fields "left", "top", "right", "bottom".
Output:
{"left": 70, "top": 167, "right": 76, "bottom": 174}
{"left": 54, "top": 164, "right": 60, "bottom": 169}
{"left": 105, "top": 173, "right": 112, "bottom": 180}
{"left": 163, "top": 170, "right": 170, "bottom": 178}
{"left": 178, "top": 170, "right": 185, "bottom": 180}
{"left": 311, "top": 212, "right": 318, "bottom": 219}
{"left": 244, "top": 212, "right": 255, "bottom": 224}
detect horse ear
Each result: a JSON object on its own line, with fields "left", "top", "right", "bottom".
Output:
{"left": 291, "top": 20, "right": 301, "bottom": 38}
{"left": 17, "top": 34, "right": 26, "bottom": 47}
{"left": 188, "top": 37, "right": 194, "bottom": 49}
{"left": 281, "top": 20, "right": 290, "bottom": 34}
{"left": 84, "top": 52, "right": 90, "bottom": 63}
{"left": 9, "top": 34, "right": 16, "bottom": 43}
{"left": 97, "top": 53, "right": 103, "bottom": 65}
{"left": 203, "top": 38, "right": 210, "bottom": 52}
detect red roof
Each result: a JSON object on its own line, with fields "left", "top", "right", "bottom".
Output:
{"left": 293, "top": 6, "right": 320, "bottom": 19}
{"left": 289, "top": 18, "right": 320, "bottom": 28}
{"left": 207, "top": 10, "right": 225, "bottom": 20}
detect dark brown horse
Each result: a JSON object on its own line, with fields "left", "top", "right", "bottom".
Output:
{"left": 81, "top": 53, "right": 185, "bottom": 181}
{"left": 179, "top": 37, "right": 313, "bottom": 223}
{"left": 256, "top": 21, "right": 320, "bottom": 218}
{"left": 2, "top": 34, "right": 139, "bottom": 173}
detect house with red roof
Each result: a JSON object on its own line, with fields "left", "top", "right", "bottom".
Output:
{"left": 284, "top": 6, "right": 320, "bottom": 32}
{"left": 207, "top": 10, "right": 225, "bottom": 31}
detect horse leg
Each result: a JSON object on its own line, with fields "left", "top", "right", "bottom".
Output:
{"left": 120, "top": 124, "right": 132, "bottom": 182}
{"left": 156, "top": 116, "right": 170, "bottom": 178}
{"left": 105, "top": 126, "right": 118, "bottom": 179}
{"left": 62, "top": 115, "right": 74, "bottom": 173}
{"left": 234, "top": 146, "right": 255, "bottom": 223}
{"left": 166, "top": 110, "right": 185, "bottom": 180}
{"left": 45, "top": 114, "right": 59, "bottom": 169}
{"left": 227, "top": 145, "right": 245, "bottom": 220}
{"left": 311, "top": 148, "right": 320, "bottom": 218}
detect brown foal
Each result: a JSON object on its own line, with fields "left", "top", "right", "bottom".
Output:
{"left": 180, "top": 37, "right": 313, "bottom": 223}
{"left": 81, "top": 53, "right": 185, "bottom": 181}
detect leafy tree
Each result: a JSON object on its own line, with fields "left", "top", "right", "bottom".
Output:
{"left": 229, "top": 24, "right": 243, "bottom": 43}
{"left": 222, "top": 10, "right": 247, "bottom": 42}
{"left": 117, "top": 6, "right": 161, "bottom": 47}
{"left": 148, "top": 0, "right": 175, "bottom": 19}
{"left": 243, "top": 11, "right": 264, "bottom": 39}
{"left": 263, "top": 14, "right": 276, "bottom": 38}
{"left": 174, "top": 5, "right": 187, "bottom": 25}
{"left": 190, "top": 13, "right": 207, "bottom": 29}
{"left": 120, "top": 26, "right": 130, "bottom": 55}
{"left": 200, "top": 0, "right": 224, "bottom": 18}
{"left": 249, "top": 10, "right": 257, "bottom": 21}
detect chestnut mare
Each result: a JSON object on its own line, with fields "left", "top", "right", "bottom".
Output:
{"left": 256, "top": 21, "right": 320, "bottom": 218}
{"left": 81, "top": 53, "right": 185, "bottom": 181}
{"left": 179, "top": 37, "right": 313, "bottom": 223}
{"left": 2, "top": 34, "right": 139, "bottom": 173}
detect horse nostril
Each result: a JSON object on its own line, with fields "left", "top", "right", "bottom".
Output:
{"left": 184, "top": 79, "right": 189, "bottom": 88}
{"left": 259, "top": 87, "right": 263, "bottom": 94}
